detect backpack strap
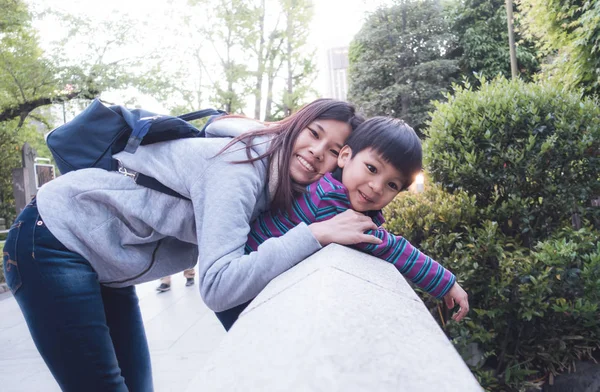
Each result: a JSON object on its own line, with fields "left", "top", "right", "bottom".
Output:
{"left": 178, "top": 108, "right": 227, "bottom": 122}
{"left": 135, "top": 173, "right": 190, "bottom": 200}
{"left": 116, "top": 160, "right": 190, "bottom": 201}
{"left": 124, "top": 109, "right": 228, "bottom": 154}
{"left": 119, "top": 108, "right": 227, "bottom": 199}
{"left": 116, "top": 109, "right": 227, "bottom": 200}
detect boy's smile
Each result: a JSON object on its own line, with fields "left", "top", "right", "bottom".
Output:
{"left": 337, "top": 146, "right": 404, "bottom": 212}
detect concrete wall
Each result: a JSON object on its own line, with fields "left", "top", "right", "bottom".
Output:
{"left": 192, "top": 244, "right": 483, "bottom": 391}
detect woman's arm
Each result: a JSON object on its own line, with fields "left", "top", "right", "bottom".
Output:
{"left": 309, "top": 210, "right": 382, "bottom": 246}
{"left": 190, "top": 158, "right": 308, "bottom": 311}
{"left": 191, "top": 159, "right": 380, "bottom": 312}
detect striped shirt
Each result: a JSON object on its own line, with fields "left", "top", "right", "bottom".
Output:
{"left": 246, "top": 173, "right": 456, "bottom": 299}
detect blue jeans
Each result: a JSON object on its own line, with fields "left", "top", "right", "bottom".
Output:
{"left": 215, "top": 299, "right": 252, "bottom": 331}
{"left": 2, "top": 199, "right": 153, "bottom": 391}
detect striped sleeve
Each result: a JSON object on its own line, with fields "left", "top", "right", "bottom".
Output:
{"left": 312, "top": 176, "right": 353, "bottom": 222}
{"left": 245, "top": 181, "right": 325, "bottom": 253}
{"left": 353, "top": 229, "right": 456, "bottom": 299}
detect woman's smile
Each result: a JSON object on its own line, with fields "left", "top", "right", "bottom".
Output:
{"left": 296, "top": 155, "right": 316, "bottom": 172}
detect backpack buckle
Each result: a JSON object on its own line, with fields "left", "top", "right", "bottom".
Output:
{"left": 116, "top": 160, "right": 139, "bottom": 180}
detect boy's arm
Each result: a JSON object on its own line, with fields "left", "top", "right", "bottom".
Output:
{"left": 312, "top": 183, "right": 353, "bottom": 222}
{"left": 353, "top": 228, "right": 456, "bottom": 299}
{"left": 312, "top": 187, "right": 455, "bottom": 298}
{"left": 312, "top": 185, "right": 467, "bottom": 318}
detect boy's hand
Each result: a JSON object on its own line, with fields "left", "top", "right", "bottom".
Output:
{"left": 444, "top": 283, "right": 469, "bottom": 322}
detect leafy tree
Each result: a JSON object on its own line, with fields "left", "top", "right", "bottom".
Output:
{"left": 0, "top": 0, "right": 64, "bottom": 125}
{"left": 348, "top": 0, "right": 460, "bottom": 134}
{"left": 193, "top": 0, "right": 255, "bottom": 114}
{"left": 0, "top": 4, "right": 156, "bottom": 124}
{"left": 450, "top": 0, "right": 540, "bottom": 83}
{"left": 184, "top": 0, "right": 316, "bottom": 119}
{"left": 0, "top": 120, "right": 20, "bottom": 224}
{"left": 0, "top": 120, "right": 51, "bottom": 224}
{"left": 518, "top": 0, "right": 600, "bottom": 96}
{"left": 1, "top": 0, "right": 29, "bottom": 33}
{"left": 278, "top": 0, "right": 317, "bottom": 119}
{"left": 136, "top": 9, "right": 214, "bottom": 116}
{"left": 0, "top": 1, "right": 163, "bottom": 221}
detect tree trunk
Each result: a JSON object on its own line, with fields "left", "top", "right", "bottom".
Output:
{"left": 284, "top": 1, "right": 295, "bottom": 117}
{"left": 254, "top": 0, "right": 266, "bottom": 120}
{"left": 401, "top": 94, "right": 410, "bottom": 120}
{"left": 265, "top": 36, "right": 285, "bottom": 121}
{"left": 225, "top": 24, "right": 234, "bottom": 113}
{"left": 505, "top": 0, "right": 518, "bottom": 79}
{"left": 194, "top": 47, "right": 203, "bottom": 109}
{"left": 265, "top": 74, "right": 276, "bottom": 121}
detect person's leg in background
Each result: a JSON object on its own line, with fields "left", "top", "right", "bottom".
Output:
{"left": 156, "top": 275, "right": 172, "bottom": 292}
{"left": 156, "top": 268, "right": 195, "bottom": 292}
{"left": 3, "top": 200, "right": 153, "bottom": 392}
{"left": 184, "top": 268, "right": 195, "bottom": 286}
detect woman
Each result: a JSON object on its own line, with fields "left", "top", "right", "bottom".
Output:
{"left": 2, "top": 99, "right": 381, "bottom": 391}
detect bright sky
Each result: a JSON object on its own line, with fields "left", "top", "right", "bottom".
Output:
{"left": 29, "top": 0, "right": 392, "bottom": 113}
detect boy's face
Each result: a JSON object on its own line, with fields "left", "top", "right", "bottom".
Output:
{"left": 337, "top": 146, "right": 404, "bottom": 212}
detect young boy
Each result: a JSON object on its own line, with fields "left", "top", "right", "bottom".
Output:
{"left": 216, "top": 117, "right": 469, "bottom": 330}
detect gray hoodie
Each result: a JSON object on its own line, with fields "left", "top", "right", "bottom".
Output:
{"left": 36, "top": 118, "right": 321, "bottom": 312}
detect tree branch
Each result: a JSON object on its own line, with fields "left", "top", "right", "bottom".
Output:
{"left": 0, "top": 90, "right": 98, "bottom": 123}
{"left": 1, "top": 62, "right": 28, "bottom": 102}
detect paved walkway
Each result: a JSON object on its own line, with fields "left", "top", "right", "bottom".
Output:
{"left": 0, "top": 273, "right": 226, "bottom": 391}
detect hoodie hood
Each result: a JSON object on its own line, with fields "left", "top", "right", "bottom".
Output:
{"left": 205, "top": 117, "right": 265, "bottom": 138}
{"left": 204, "top": 117, "right": 271, "bottom": 157}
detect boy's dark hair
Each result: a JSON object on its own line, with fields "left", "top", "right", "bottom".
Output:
{"left": 345, "top": 116, "right": 422, "bottom": 190}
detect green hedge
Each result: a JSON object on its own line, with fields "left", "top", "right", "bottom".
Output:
{"left": 385, "top": 185, "right": 600, "bottom": 390}
{"left": 396, "top": 77, "right": 600, "bottom": 389}
{"left": 424, "top": 77, "right": 600, "bottom": 247}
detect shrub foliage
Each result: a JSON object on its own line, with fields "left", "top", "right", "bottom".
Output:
{"left": 424, "top": 77, "right": 600, "bottom": 246}
{"left": 385, "top": 77, "right": 600, "bottom": 390}
{"left": 386, "top": 185, "right": 600, "bottom": 390}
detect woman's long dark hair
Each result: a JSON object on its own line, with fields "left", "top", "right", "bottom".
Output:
{"left": 218, "top": 99, "right": 364, "bottom": 211}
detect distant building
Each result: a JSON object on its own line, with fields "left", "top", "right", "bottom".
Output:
{"left": 326, "top": 47, "right": 349, "bottom": 101}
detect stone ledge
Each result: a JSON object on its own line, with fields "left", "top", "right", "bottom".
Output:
{"left": 191, "top": 244, "right": 482, "bottom": 391}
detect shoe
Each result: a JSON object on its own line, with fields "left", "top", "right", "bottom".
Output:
{"left": 185, "top": 278, "right": 195, "bottom": 287}
{"left": 156, "top": 283, "right": 171, "bottom": 292}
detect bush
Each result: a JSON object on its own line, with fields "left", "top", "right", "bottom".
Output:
{"left": 384, "top": 181, "right": 478, "bottom": 253}
{"left": 424, "top": 77, "right": 600, "bottom": 246}
{"left": 385, "top": 185, "right": 600, "bottom": 390}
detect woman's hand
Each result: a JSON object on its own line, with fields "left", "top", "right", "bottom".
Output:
{"left": 309, "top": 210, "right": 383, "bottom": 246}
{"left": 444, "top": 282, "right": 469, "bottom": 322}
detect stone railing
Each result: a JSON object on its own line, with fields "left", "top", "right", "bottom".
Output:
{"left": 190, "top": 244, "right": 483, "bottom": 391}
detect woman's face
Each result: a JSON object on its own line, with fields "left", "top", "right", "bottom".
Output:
{"left": 289, "top": 119, "right": 352, "bottom": 185}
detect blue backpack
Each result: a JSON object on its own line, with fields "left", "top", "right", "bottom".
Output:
{"left": 46, "top": 98, "right": 226, "bottom": 199}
